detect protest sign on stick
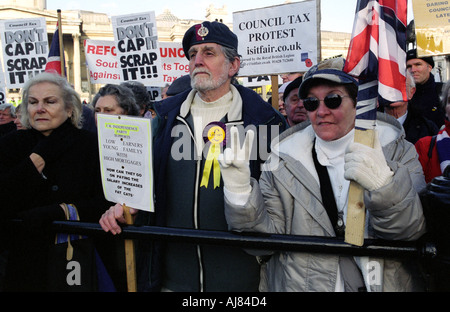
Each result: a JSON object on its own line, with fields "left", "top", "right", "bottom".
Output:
{"left": 233, "top": 1, "right": 318, "bottom": 77}
{"left": 97, "top": 114, "right": 154, "bottom": 212}
{"left": 111, "top": 12, "right": 163, "bottom": 86}
{"left": 97, "top": 114, "right": 153, "bottom": 292}
{"left": 0, "top": 17, "right": 48, "bottom": 88}
{"left": 233, "top": 0, "right": 317, "bottom": 110}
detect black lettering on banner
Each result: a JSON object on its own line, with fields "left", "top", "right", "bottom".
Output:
{"left": 239, "top": 11, "right": 312, "bottom": 55}
{"left": 6, "top": 56, "right": 46, "bottom": 71}
{"left": 4, "top": 28, "right": 46, "bottom": 44}
{"left": 5, "top": 41, "right": 47, "bottom": 56}
{"left": 115, "top": 21, "right": 159, "bottom": 81}
{"left": 2, "top": 25, "right": 48, "bottom": 86}
{"left": 120, "top": 52, "right": 158, "bottom": 80}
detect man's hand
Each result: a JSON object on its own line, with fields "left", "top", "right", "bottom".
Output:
{"left": 219, "top": 127, "right": 254, "bottom": 193}
{"left": 99, "top": 203, "right": 138, "bottom": 235}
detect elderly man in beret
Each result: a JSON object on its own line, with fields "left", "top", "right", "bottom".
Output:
{"left": 100, "top": 21, "right": 287, "bottom": 292}
{"left": 407, "top": 48, "right": 445, "bottom": 128}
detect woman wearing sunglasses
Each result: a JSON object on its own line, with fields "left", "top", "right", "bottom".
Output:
{"left": 220, "top": 58, "right": 427, "bottom": 292}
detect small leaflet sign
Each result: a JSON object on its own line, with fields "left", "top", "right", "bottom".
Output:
{"left": 97, "top": 114, "right": 153, "bottom": 212}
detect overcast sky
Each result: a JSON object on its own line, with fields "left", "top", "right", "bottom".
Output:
{"left": 47, "top": 0, "right": 360, "bottom": 33}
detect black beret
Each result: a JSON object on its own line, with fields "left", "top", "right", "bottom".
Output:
{"left": 166, "top": 74, "right": 191, "bottom": 96}
{"left": 283, "top": 76, "right": 303, "bottom": 102}
{"left": 182, "top": 21, "right": 238, "bottom": 60}
{"left": 406, "top": 48, "right": 434, "bottom": 68}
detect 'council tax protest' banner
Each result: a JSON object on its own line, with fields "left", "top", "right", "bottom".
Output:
{"left": 0, "top": 17, "right": 48, "bottom": 88}
{"left": 233, "top": 0, "right": 318, "bottom": 76}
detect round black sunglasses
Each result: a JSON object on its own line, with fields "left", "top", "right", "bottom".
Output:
{"left": 303, "top": 94, "right": 351, "bottom": 112}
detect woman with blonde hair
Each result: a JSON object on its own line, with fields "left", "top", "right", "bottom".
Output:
{"left": 0, "top": 72, "right": 112, "bottom": 291}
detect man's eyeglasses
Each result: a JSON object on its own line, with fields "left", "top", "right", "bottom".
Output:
{"left": 302, "top": 94, "right": 351, "bottom": 112}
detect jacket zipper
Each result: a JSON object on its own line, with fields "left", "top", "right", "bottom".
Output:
{"left": 175, "top": 117, "right": 247, "bottom": 291}
{"left": 176, "top": 116, "right": 204, "bottom": 291}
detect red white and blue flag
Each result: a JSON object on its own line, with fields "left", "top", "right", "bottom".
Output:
{"left": 45, "top": 22, "right": 64, "bottom": 75}
{"left": 344, "top": 0, "right": 408, "bottom": 130}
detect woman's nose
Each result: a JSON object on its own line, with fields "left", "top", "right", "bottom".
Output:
{"left": 36, "top": 102, "right": 46, "bottom": 112}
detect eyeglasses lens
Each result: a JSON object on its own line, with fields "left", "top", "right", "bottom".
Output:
{"left": 303, "top": 94, "right": 343, "bottom": 112}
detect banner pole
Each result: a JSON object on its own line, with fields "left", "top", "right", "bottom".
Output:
{"left": 271, "top": 75, "right": 279, "bottom": 110}
{"left": 123, "top": 204, "right": 137, "bottom": 292}
{"left": 57, "top": 9, "right": 65, "bottom": 77}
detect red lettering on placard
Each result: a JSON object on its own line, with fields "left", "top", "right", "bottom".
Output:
{"left": 86, "top": 44, "right": 117, "bottom": 56}
{"left": 160, "top": 47, "right": 185, "bottom": 58}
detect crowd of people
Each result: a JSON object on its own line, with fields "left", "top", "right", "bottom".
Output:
{"left": 0, "top": 20, "right": 448, "bottom": 292}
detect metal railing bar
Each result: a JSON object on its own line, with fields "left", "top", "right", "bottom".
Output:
{"left": 51, "top": 221, "right": 435, "bottom": 259}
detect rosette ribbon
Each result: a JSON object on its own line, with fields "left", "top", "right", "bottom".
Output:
{"left": 200, "top": 122, "right": 226, "bottom": 189}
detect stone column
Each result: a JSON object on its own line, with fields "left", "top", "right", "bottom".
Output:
{"left": 72, "top": 33, "right": 82, "bottom": 94}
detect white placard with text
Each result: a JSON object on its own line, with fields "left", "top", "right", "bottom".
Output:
{"left": 97, "top": 114, "right": 153, "bottom": 212}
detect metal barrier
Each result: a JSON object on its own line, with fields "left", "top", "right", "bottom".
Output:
{"left": 51, "top": 220, "right": 437, "bottom": 259}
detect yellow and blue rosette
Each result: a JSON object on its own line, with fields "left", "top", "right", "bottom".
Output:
{"left": 200, "top": 122, "right": 227, "bottom": 189}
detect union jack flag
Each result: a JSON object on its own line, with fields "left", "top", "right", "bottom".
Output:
{"left": 344, "top": 0, "right": 408, "bottom": 130}
{"left": 45, "top": 22, "right": 64, "bottom": 75}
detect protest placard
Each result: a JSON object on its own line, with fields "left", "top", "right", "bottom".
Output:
{"left": 147, "top": 86, "right": 161, "bottom": 101}
{"left": 0, "top": 65, "right": 6, "bottom": 105}
{"left": 97, "top": 114, "right": 153, "bottom": 212}
{"left": 159, "top": 41, "right": 189, "bottom": 85}
{"left": 233, "top": 1, "right": 318, "bottom": 77}
{"left": 85, "top": 39, "right": 189, "bottom": 87}
{"left": 111, "top": 12, "right": 163, "bottom": 86}
{"left": 0, "top": 18, "right": 48, "bottom": 88}
{"left": 242, "top": 75, "right": 282, "bottom": 87}
{"left": 84, "top": 39, "right": 121, "bottom": 84}
{"left": 411, "top": 0, "right": 450, "bottom": 56}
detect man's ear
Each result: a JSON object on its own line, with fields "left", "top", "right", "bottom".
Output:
{"left": 229, "top": 57, "right": 241, "bottom": 77}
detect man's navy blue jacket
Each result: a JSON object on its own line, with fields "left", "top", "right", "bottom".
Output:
{"left": 135, "top": 84, "right": 287, "bottom": 291}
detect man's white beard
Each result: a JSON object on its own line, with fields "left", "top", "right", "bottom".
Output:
{"left": 191, "top": 64, "right": 230, "bottom": 93}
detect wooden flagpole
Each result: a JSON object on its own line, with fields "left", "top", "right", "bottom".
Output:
{"left": 123, "top": 204, "right": 137, "bottom": 292}
{"left": 57, "top": 9, "right": 65, "bottom": 77}
{"left": 345, "top": 128, "right": 375, "bottom": 246}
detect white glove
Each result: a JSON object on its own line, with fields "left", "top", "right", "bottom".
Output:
{"left": 219, "top": 127, "right": 254, "bottom": 194}
{"left": 344, "top": 131, "right": 393, "bottom": 191}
